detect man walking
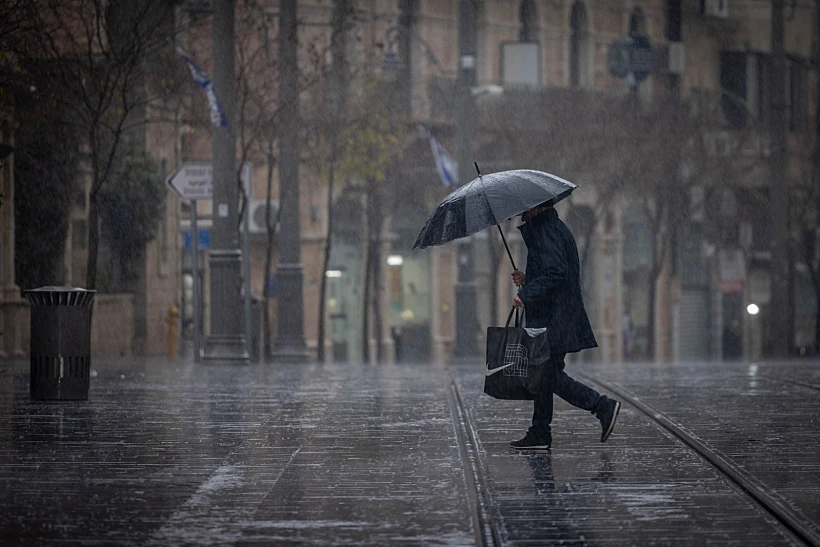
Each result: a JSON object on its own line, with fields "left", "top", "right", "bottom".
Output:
{"left": 510, "top": 202, "right": 620, "bottom": 450}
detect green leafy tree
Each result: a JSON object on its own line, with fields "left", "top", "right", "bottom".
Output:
{"left": 97, "top": 152, "right": 166, "bottom": 286}
{"left": 14, "top": 116, "right": 80, "bottom": 289}
{"left": 7, "top": 0, "right": 180, "bottom": 291}
{"left": 309, "top": 75, "right": 403, "bottom": 362}
{"left": 342, "top": 80, "right": 402, "bottom": 362}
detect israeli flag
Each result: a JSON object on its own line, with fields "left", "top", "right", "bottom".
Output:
{"left": 175, "top": 46, "right": 228, "bottom": 128}
{"left": 420, "top": 125, "right": 458, "bottom": 188}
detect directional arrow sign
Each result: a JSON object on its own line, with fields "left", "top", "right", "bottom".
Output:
{"left": 166, "top": 162, "right": 252, "bottom": 200}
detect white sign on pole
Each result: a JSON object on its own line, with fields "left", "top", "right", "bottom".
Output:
{"left": 166, "top": 162, "right": 252, "bottom": 200}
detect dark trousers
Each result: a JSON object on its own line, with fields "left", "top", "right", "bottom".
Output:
{"left": 529, "top": 354, "right": 603, "bottom": 441}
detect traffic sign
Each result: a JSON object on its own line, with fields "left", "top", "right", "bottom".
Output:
{"left": 607, "top": 35, "right": 654, "bottom": 85}
{"left": 607, "top": 38, "right": 632, "bottom": 79}
{"left": 166, "top": 162, "right": 252, "bottom": 200}
{"left": 183, "top": 228, "right": 211, "bottom": 251}
{"left": 630, "top": 35, "right": 654, "bottom": 83}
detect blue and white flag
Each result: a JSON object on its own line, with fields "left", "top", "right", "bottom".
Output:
{"left": 175, "top": 45, "right": 228, "bottom": 128}
{"left": 419, "top": 125, "right": 458, "bottom": 188}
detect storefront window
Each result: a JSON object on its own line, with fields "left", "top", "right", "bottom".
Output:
{"left": 622, "top": 206, "right": 653, "bottom": 360}
{"left": 388, "top": 204, "right": 431, "bottom": 362}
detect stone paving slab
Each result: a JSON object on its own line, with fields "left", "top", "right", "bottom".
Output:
{"left": 0, "top": 359, "right": 475, "bottom": 546}
{"left": 1, "top": 357, "right": 819, "bottom": 546}
{"left": 450, "top": 362, "right": 808, "bottom": 546}
{"left": 575, "top": 360, "right": 820, "bottom": 540}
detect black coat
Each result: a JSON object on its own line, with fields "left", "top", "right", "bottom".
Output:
{"left": 517, "top": 208, "right": 598, "bottom": 355}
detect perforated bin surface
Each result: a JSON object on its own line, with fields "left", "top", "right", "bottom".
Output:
{"left": 24, "top": 287, "right": 96, "bottom": 401}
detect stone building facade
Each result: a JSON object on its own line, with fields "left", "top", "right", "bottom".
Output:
{"left": 2, "top": 0, "right": 814, "bottom": 362}
{"left": 170, "top": 0, "right": 816, "bottom": 364}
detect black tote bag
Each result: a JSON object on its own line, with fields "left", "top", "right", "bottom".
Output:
{"left": 483, "top": 308, "right": 551, "bottom": 400}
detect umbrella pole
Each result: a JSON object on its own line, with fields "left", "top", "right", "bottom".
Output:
{"left": 496, "top": 224, "right": 517, "bottom": 270}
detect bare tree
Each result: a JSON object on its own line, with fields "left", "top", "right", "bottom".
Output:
{"left": 316, "top": 0, "right": 354, "bottom": 363}
{"left": 11, "top": 0, "right": 181, "bottom": 291}
{"left": 477, "top": 87, "right": 771, "bottom": 360}
{"left": 231, "top": 3, "right": 327, "bottom": 360}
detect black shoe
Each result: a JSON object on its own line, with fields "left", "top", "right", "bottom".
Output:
{"left": 598, "top": 398, "right": 621, "bottom": 443}
{"left": 509, "top": 433, "right": 551, "bottom": 451}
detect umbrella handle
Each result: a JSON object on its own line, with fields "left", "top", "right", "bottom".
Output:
{"left": 497, "top": 224, "right": 517, "bottom": 270}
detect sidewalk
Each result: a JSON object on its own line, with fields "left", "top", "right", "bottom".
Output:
{"left": 452, "top": 359, "right": 820, "bottom": 546}
{"left": 0, "top": 357, "right": 818, "bottom": 545}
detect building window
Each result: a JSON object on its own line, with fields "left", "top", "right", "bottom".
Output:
{"left": 519, "top": 0, "right": 538, "bottom": 41}
{"left": 719, "top": 51, "right": 748, "bottom": 128}
{"left": 569, "top": 1, "right": 590, "bottom": 88}
{"left": 754, "top": 53, "right": 770, "bottom": 124}
{"left": 719, "top": 51, "right": 808, "bottom": 131}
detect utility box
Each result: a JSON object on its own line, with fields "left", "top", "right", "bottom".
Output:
{"left": 24, "top": 287, "right": 96, "bottom": 401}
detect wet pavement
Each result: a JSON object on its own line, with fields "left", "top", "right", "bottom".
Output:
{"left": 0, "top": 357, "right": 818, "bottom": 545}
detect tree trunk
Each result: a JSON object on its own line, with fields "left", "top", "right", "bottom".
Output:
{"left": 647, "top": 196, "right": 668, "bottom": 362}
{"left": 815, "top": 280, "right": 820, "bottom": 354}
{"left": 362, "top": 234, "right": 371, "bottom": 363}
{"left": 86, "top": 190, "right": 100, "bottom": 291}
{"left": 647, "top": 264, "right": 657, "bottom": 361}
{"left": 84, "top": 126, "right": 122, "bottom": 296}
{"left": 85, "top": 133, "right": 102, "bottom": 292}
{"left": 813, "top": 0, "right": 820, "bottom": 354}
{"left": 362, "top": 178, "right": 386, "bottom": 363}
{"left": 318, "top": 0, "right": 351, "bottom": 362}
{"left": 317, "top": 154, "right": 336, "bottom": 363}
{"left": 262, "top": 146, "right": 278, "bottom": 361}
{"left": 371, "top": 202, "right": 384, "bottom": 362}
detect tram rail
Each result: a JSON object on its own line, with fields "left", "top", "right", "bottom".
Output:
{"left": 578, "top": 373, "right": 820, "bottom": 547}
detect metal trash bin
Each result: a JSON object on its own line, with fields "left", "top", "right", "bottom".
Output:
{"left": 24, "top": 287, "right": 96, "bottom": 400}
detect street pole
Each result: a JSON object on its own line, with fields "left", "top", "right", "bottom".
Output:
{"left": 191, "top": 201, "right": 201, "bottom": 363}
{"left": 769, "top": 0, "right": 790, "bottom": 357}
{"left": 204, "top": 0, "right": 248, "bottom": 362}
{"left": 273, "top": 0, "right": 309, "bottom": 362}
{"left": 452, "top": 0, "right": 480, "bottom": 361}
{"left": 243, "top": 196, "right": 252, "bottom": 361}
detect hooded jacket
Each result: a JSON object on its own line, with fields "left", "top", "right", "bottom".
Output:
{"left": 516, "top": 208, "right": 598, "bottom": 355}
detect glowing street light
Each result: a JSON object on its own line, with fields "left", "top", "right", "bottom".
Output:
{"left": 747, "top": 303, "right": 760, "bottom": 315}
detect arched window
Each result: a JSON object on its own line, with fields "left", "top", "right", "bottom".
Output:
{"left": 519, "top": 0, "right": 538, "bottom": 41}
{"left": 569, "top": 1, "right": 590, "bottom": 87}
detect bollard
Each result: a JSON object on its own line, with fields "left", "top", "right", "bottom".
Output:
{"left": 24, "top": 287, "right": 96, "bottom": 401}
{"left": 168, "top": 304, "right": 179, "bottom": 359}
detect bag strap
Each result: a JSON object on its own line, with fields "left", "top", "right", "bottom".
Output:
{"left": 505, "top": 307, "right": 522, "bottom": 328}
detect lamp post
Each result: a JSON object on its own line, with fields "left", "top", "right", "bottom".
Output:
{"left": 769, "top": 0, "right": 789, "bottom": 358}
{"left": 452, "top": 0, "right": 480, "bottom": 361}
{"left": 204, "top": 0, "right": 248, "bottom": 363}
{"left": 272, "top": 0, "right": 309, "bottom": 363}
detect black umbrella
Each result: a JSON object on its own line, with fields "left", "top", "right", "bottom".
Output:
{"left": 413, "top": 165, "right": 577, "bottom": 269}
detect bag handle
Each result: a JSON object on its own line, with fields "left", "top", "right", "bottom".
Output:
{"left": 505, "top": 307, "right": 522, "bottom": 328}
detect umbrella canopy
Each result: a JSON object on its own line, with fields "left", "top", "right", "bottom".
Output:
{"left": 413, "top": 169, "right": 577, "bottom": 250}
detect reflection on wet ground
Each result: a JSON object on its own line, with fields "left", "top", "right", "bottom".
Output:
{"left": 0, "top": 357, "right": 817, "bottom": 545}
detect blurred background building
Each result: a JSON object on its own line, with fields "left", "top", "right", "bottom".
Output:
{"left": 0, "top": 0, "right": 817, "bottom": 364}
